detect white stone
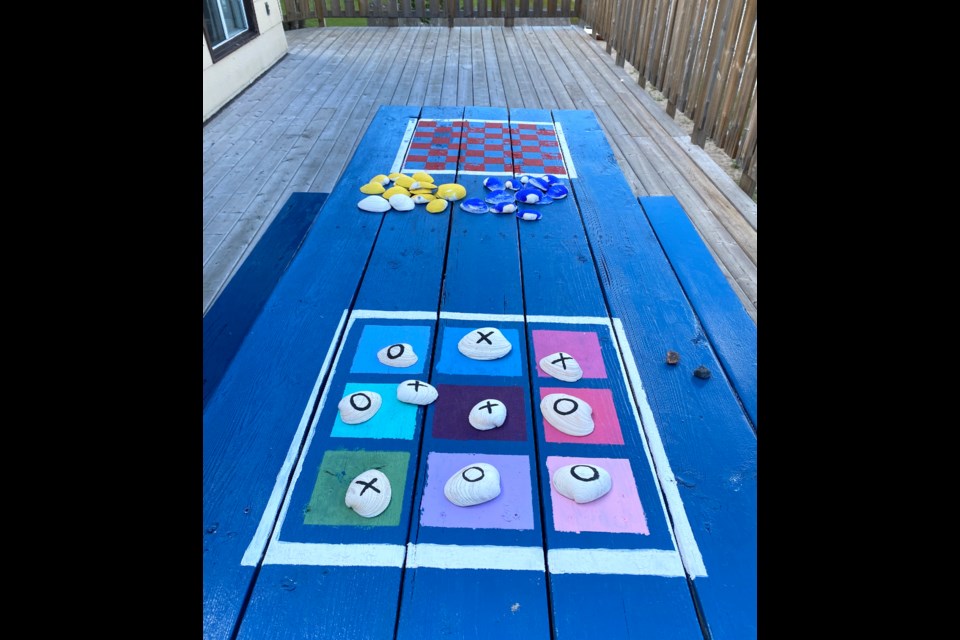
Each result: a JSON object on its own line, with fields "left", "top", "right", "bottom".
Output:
{"left": 358, "top": 195, "right": 391, "bottom": 212}
{"left": 468, "top": 399, "right": 507, "bottom": 431}
{"left": 457, "top": 327, "right": 512, "bottom": 360}
{"left": 396, "top": 380, "right": 438, "bottom": 405}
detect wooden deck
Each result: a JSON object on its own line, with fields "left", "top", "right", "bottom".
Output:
{"left": 202, "top": 25, "right": 757, "bottom": 323}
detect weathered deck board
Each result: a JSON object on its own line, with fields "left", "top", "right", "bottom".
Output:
{"left": 203, "top": 26, "right": 757, "bottom": 325}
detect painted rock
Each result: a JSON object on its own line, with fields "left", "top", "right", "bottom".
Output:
{"left": 358, "top": 195, "right": 391, "bottom": 212}
{"left": 388, "top": 194, "right": 416, "bottom": 211}
{"left": 370, "top": 174, "right": 391, "bottom": 186}
{"left": 338, "top": 390, "right": 382, "bottom": 424}
{"left": 360, "top": 182, "right": 386, "bottom": 195}
{"left": 458, "top": 327, "right": 512, "bottom": 360}
{"left": 426, "top": 199, "right": 449, "bottom": 213}
{"left": 436, "top": 183, "right": 467, "bottom": 201}
{"left": 541, "top": 392, "right": 594, "bottom": 436}
{"left": 468, "top": 399, "right": 507, "bottom": 431}
{"left": 539, "top": 352, "right": 583, "bottom": 382}
{"left": 444, "top": 463, "right": 501, "bottom": 507}
{"left": 411, "top": 193, "right": 436, "bottom": 204}
{"left": 517, "top": 209, "right": 541, "bottom": 221}
{"left": 552, "top": 463, "right": 612, "bottom": 504}
{"left": 491, "top": 202, "right": 517, "bottom": 214}
{"left": 345, "top": 469, "right": 392, "bottom": 517}
{"left": 377, "top": 343, "right": 418, "bottom": 367}
{"left": 396, "top": 380, "right": 438, "bottom": 405}
{"left": 546, "top": 184, "right": 569, "bottom": 199}
{"left": 460, "top": 198, "right": 489, "bottom": 214}
{"left": 503, "top": 178, "right": 523, "bottom": 190}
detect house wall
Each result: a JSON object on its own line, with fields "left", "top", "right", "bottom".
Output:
{"left": 203, "top": 1, "right": 288, "bottom": 123}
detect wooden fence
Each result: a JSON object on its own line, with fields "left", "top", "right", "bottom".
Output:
{"left": 581, "top": 0, "right": 756, "bottom": 195}
{"left": 278, "top": 0, "right": 756, "bottom": 196}
{"left": 281, "top": 1, "right": 581, "bottom": 26}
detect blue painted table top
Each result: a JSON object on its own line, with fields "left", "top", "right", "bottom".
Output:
{"left": 203, "top": 106, "right": 757, "bottom": 640}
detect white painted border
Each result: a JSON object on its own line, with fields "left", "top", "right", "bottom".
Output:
{"left": 613, "top": 318, "right": 707, "bottom": 578}
{"left": 526, "top": 314, "right": 611, "bottom": 326}
{"left": 553, "top": 122, "right": 578, "bottom": 179}
{"left": 241, "top": 309, "right": 349, "bottom": 566}
{"left": 440, "top": 311, "right": 525, "bottom": 322}
{"left": 350, "top": 309, "right": 437, "bottom": 321}
{"left": 264, "top": 542, "right": 406, "bottom": 567}
{"left": 390, "top": 118, "right": 419, "bottom": 176}
{"left": 548, "top": 548, "right": 685, "bottom": 576}
{"left": 407, "top": 544, "right": 545, "bottom": 571}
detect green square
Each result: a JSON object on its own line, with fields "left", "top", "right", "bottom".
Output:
{"left": 303, "top": 449, "right": 410, "bottom": 527}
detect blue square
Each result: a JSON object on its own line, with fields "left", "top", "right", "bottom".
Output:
{"left": 330, "top": 383, "right": 419, "bottom": 440}
{"left": 350, "top": 324, "right": 432, "bottom": 375}
{"left": 435, "top": 326, "right": 523, "bottom": 377}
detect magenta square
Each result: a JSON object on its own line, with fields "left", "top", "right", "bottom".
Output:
{"left": 532, "top": 329, "right": 607, "bottom": 379}
{"left": 431, "top": 384, "right": 527, "bottom": 442}
{"left": 546, "top": 456, "right": 649, "bottom": 534}
{"left": 540, "top": 387, "right": 624, "bottom": 445}
{"left": 419, "top": 452, "right": 534, "bottom": 530}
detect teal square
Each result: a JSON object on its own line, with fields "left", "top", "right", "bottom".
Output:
{"left": 330, "top": 382, "right": 419, "bottom": 440}
{"left": 350, "top": 324, "right": 432, "bottom": 375}
{"left": 435, "top": 326, "right": 523, "bottom": 377}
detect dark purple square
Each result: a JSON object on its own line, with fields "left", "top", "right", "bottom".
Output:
{"left": 431, "top": 384, "right": 527, "bottom": 442}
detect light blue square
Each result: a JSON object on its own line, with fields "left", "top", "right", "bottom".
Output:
{"left": 330, "top": 383, "right": 418, "bottom": 440}
{"left": 350, "top": 324, "right": 432, "bottom": 375}
{"left": 435, "top": 326, "right": 523, "bottom": 377}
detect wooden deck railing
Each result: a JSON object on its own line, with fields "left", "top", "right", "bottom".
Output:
{"left": 281, "top": 1, "right": 581, "bottom": 26}
{"left": 581, "top": 0, "right": 757, "bottom": 195}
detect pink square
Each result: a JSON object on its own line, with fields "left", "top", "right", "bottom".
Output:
{"left": 532, "top": 330, "right": 607, "bottom": 379}
{"left": 540, "top": 387, "right": 624, "bottom": 445}
{"left": 546, "top": 456, "right": 649, "bottom": 534}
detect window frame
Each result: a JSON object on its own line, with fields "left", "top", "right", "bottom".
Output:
{"left": 203, "top": 0, "right": 261, "bottom": 63}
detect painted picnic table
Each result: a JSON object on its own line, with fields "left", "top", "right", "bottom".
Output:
{"left": 203, "top": 105, "right": 757, "bottom": 640}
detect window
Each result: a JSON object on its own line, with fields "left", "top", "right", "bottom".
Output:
{"left": 203, "top": 0, "right": 260, "bottom": 62}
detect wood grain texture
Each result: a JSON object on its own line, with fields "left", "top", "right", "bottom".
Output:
{"left": 640, "top": 195, "right": 756, "bottom": 429}
{"left": 203, "top": 106, "right": 420, "bottom": 640}
{"left": 553, "top": 109, "right": 756, "bottom": 640}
